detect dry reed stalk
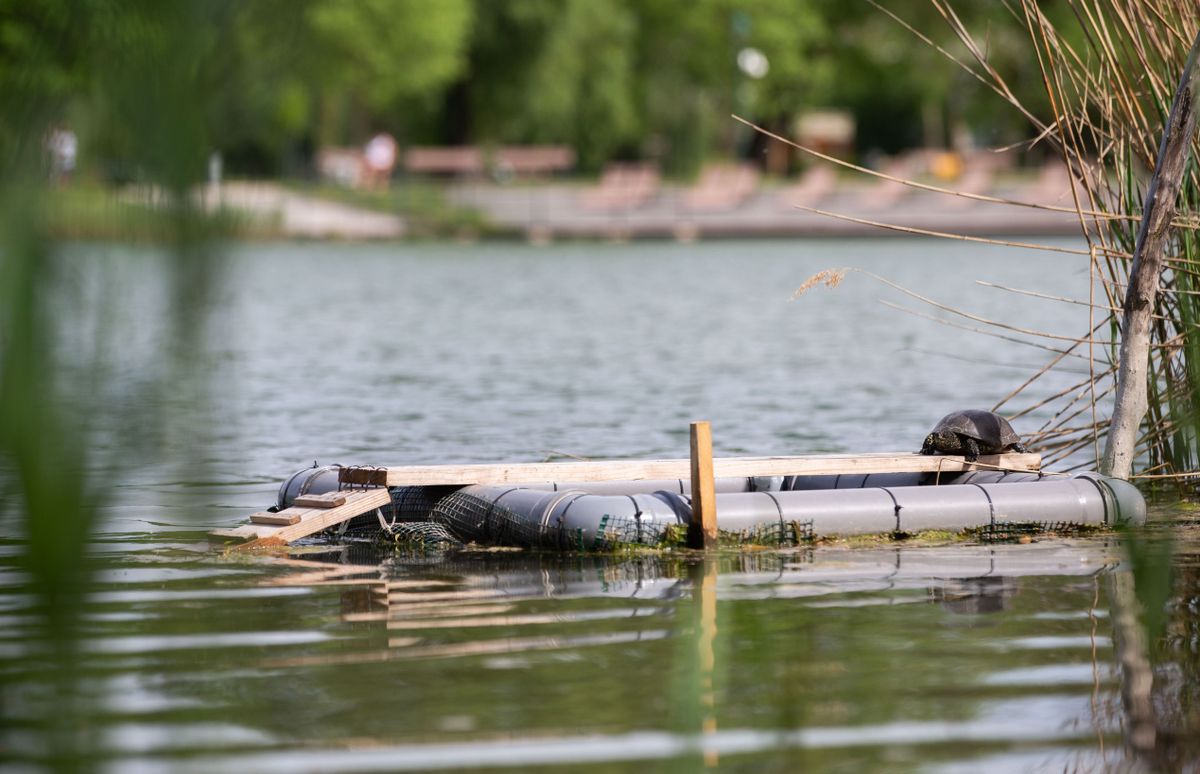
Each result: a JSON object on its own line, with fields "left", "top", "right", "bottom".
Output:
{"left": 879, "top": 301, "right": 1097, "bottom": 360}
{"left": 789, "top": 204, "right": 1099, "bottom": 255}
{"left": 821, "top": 267, "right": 1119, "bottom": 346}
{"left": 975, "top": 280, "right": 1144, "bottom": 316}
{"left": 792, "top": 268, "right": 846, "bottom": 297}
{"left": 1008, "top": 371, "right": 1118, "bottom": 422}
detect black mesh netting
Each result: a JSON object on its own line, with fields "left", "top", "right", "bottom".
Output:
{"left": 330, "top": 485, "right": 462, "bottom": 546}
{"left": 430, "top": 490, "right": 547, "bottom": 547}
{"left": 429, "top": 489, "right": 814, "bottom": 549}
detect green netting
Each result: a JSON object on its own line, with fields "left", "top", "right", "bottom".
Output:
{"left": 969, "top": 520, "right": 1098, "bottom": 543}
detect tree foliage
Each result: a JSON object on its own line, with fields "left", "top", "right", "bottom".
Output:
{"left": 1, "top": 0, "right": 1066, "bottom": 178}
{"left": 308, "top": 0, "right": 472, "bottom": 110}
{"left": 463, "top": 0, "right": 638, "bottom": 171}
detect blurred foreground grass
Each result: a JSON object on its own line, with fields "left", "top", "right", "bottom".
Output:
{"left": 42, "top": 181, "right": 494, "bottom": 241}
{"left": 42, "top": 184, "right": 270, "bottom": 242}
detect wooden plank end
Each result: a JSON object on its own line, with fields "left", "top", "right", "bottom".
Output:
{"left": 209, "top": 527, "right": 254, "bottom": 542}
{"left": 250, "top": 511, "right": 302, "bottom": 526}
{"left": 229, "top": 536, "right": 289, "bottom": 552}
{"left": 293, "top": 492, "right": 348, "bottom": 509}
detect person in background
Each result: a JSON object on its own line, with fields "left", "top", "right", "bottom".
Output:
{"left": 47, "top": 126, "right": 77, "bottom": 185}
{"left": 363, "top": 132, "right": 396, "bottom": 191}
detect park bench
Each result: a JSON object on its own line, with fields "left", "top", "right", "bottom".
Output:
{"left": 580, "top": 162, "right": 661, "bottom": 211}
{"left": 403, "top": 146, "right": 575, "bottom": 178}
{"left": 682, "top": 163, "right": 760, "bottom": 211}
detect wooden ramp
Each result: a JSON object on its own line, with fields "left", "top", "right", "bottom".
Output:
{"left": 211, "top": 488, "right": 391, "bottom": 549}
{"left": 212, "top": 452, "right": 1040, "bottom": 549}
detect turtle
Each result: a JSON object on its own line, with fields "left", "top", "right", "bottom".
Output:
{"left": 919, "top": 409, "right": 1027, "bottom": 462}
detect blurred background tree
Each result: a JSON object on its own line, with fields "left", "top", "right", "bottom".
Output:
{"left": 2, "top": 2, "right": 230, "bottom": 766}
{"left": 451, "top": 0, "right": 638, "bottom": 172}
{"left": 0, "top": 0, "right": 1070, "bottom": 182}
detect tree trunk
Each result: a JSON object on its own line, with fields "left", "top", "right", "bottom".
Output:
{"left": 1101, "top": 32, "right": 1200, "bottom": 480}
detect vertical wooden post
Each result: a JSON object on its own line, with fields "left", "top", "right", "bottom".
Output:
{"left": 689, "top": 421, "right": 717, "bottom": 550}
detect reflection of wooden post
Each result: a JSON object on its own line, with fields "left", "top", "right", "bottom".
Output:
{"left": 689, "top": 421, "right": 717, "bottom": 550}
{"left": 675, "top": 559, "right": 721, "bottom": 766}
{"left": 1110, "top": 570, "right": 1157, "bottom": 757}
{"left": 700, "top": 554, "right": 715, "bottom": 768}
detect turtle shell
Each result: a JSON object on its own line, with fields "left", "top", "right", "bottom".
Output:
{"left": 931, "top": 409, "right": 1021, "bottom": 448}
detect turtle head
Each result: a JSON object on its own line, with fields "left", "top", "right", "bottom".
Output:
{"left": 931, "top": 428, "right": 961, "bottom": 452}
{"left": 922, "top": 431, "right": 949, "bottom": 455}
{"left": 922, "top": 429, "right": 963, "bottom": 455}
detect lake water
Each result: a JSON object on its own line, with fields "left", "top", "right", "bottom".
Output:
{"left": 2, "top": 238, "right": 1197, "bottom": 771}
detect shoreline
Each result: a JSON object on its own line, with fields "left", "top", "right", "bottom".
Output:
{"left": 44, "top": 178, "right": 1090, "bottom": 243}
{"left": 446, "top": 178, "right": 1083, "bottom": 242}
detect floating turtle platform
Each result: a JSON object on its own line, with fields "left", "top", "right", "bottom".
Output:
{"left": 210, "top": 449, "right": 1145, "bottom": 551}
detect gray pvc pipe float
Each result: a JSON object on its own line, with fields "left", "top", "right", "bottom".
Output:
{"left": 276, "top": 464, "right": 343, "bottom": 509}
{"left": 447, "top": 473, "right": 1145, "bottom": 545}
{"left": 780, "top": 470, "right": 1048, "bottom": 490}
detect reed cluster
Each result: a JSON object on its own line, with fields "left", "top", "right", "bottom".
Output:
{"left": 778, "top": 1, "right": 1200, "bottom": 478}
{"left": 957, "top": 0, "right": 1200, "bottom": 478}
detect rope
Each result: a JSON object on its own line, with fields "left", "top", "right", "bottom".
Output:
{"left": 969, "top": 484, "right": 997, "bottom": 528}
{"left": 879, "top": 487, "right": 903, "bottom": 532}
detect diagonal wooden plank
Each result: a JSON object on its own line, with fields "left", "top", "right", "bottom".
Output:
{"left": 211, "top": 488, "right": 391, "bottom": 548}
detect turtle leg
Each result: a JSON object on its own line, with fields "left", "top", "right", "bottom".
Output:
{"left": 920, "top": 434, "right": 937, "bottom": 455}
{"left": 1010, "top": 443, "right": 1028, "bottom": 453}
{"left": 959, "top": 435, "right": 980, "bottom": 462}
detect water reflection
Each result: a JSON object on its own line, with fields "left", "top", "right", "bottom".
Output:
{"left": 245, "top": 540, "right": 1126, "bottom": 773}
{"left": 268, "top": 542, "right": 1115, "bottom": 608}
{"left": 8, "top": 528, "right": 1200, "bottom": 771}
{"left": 929, "top": 577, "right": 1017, "bottom": 615}
{"left": 261, "top": 544, "right": 1120, "bottom": 661}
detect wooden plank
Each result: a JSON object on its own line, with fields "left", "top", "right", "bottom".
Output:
{"left": 211, "top": 488, "right": 391, "bottom": 547}
{"left": 293, "top": 492, "right": 348, "bottom": 509}
{"left": 249, "top": 511, "right": 301, "bottom": 526}
{"left": 688, "top": 421, "right": 717, "bottom": 550}
{"left": 376, "top": 452, "right": 1041, "bottom": 487}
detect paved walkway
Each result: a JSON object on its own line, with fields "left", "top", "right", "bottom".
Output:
{"left": 206, "top": 176, "right": 1085, "bottom": 241}
{"left": 213, "top": 182, "right": 405, "bottom": 240}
